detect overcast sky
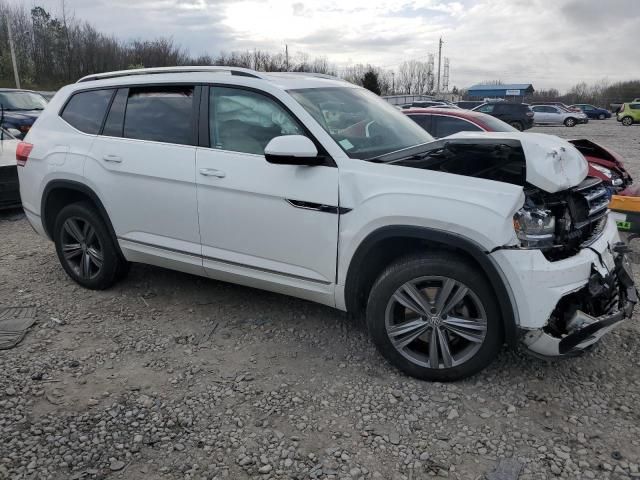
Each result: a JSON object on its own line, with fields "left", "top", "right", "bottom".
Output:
{"left": 11, "top": 0, "right": 640, "bottom": 91}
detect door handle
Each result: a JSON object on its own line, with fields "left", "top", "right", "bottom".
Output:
{"left": 103, "top": 154, "right": 122, "bottom": 163}
{"left": 199, "top": 168, "right": 226, "bottom": 178}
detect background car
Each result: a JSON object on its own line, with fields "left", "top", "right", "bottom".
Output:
{"left": 0, "top": 89, "right": 48, "bottom": 139}
{"left": 404, "top": 107, "right": 633, "bottom": 193}
{"left": 530, "top": 104, "right": 588, "bottom": 127}
{"left": 530, "top": 101, "right": 582, "bottom": 113}
{"left": 471, "top": 102, "right": 534, "bottom": 130}
{"left": 617, "top": 102, "right": 640, "bottom": 126}
{"left": 570, "top": 104, "right": 612, "bottom": 120}
{"left": 0, "top": 128, "right": 20, "bottom": 209}
{"left": 455, "top": 100, "right": 484, "bottom": 110}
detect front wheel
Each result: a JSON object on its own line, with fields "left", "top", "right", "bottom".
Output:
{"left": 366, "top": 252, "right": 503, "bottom": 381}
{"left": 598, "top": 113, "right": 606, "bottom": 120}
{"left": 622, "top": 116, "right": 634, "bottom": 126}
{"left": 54, "top": 201, "right": 125, "bottom": 290}
{"left": 564, "top": 117, "right": 577, "bottom": 127}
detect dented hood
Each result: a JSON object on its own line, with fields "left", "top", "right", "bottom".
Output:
{"left": 446, "top": 131, "right": 588, "bottom": 193}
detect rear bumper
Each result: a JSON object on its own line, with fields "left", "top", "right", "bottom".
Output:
{"left": 0, "top": 165, "right": 21, "bottom": 210}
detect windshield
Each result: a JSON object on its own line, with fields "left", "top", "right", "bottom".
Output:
{"left": 288, "top": 87, "right": 434, "bottom": 159}
{"left": 0, "top": 91, "right": 48, "bottom": 111}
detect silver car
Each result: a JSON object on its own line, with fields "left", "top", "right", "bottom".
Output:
{"left": 531, "top": 104, "right": 588, "bottom": 127}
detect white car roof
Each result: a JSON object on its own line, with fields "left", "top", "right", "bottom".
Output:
{"left": 73, "top": 66, "right": 353, "bottom": 92}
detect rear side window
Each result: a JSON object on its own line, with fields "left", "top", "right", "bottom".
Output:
{"left": 61, "top": 89, "right": 114, "bottom": 134}
{"left": 123, "top": 86, "right": 194, "bottom": 145}
{"left": 631, "top": 104, "right": 640, "bottom": 110}
{"left": 434, "top": 116, "right": 482, "bottom": 137}
{"left": 407, "top": 114, "right": 433, "bottom": 135}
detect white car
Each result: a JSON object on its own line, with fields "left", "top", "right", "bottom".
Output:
{"left": 0, "top": 128, "right": 20, "bottom": 209}
{"left": 16, "top": 67, "right": 636, "bottom": 381}
{"left": 531, "top": 104, "right": 588, "bottom": 127}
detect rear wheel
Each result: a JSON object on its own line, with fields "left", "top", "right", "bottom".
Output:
{"left": 366, "top": 252, "right": 503, "bottom": 381}
{"left": 509, "top": 121, "right": 524, "bottom": 131}
{"left": 564, "top": 117, "right": 577, "bottom": 127}
{"left": 622, "top": 116, "right": 634, "bottom": 126}
{"left": 54, "top": 201, "right": 124, "bottom": 290}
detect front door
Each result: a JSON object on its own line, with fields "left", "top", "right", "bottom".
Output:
{"left": 86, "top": 85, "right": 202, "bottom": 274}
{"left": 195, "top": 85, "right": 339, "bottom": 305}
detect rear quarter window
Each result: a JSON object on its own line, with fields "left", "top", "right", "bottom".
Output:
{"left": 61, "top": 89, "right": 114, "bottom": 134}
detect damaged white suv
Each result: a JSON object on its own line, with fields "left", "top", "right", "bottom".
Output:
{"left": 17, "top": 67, "right": 636, "bottom": 381}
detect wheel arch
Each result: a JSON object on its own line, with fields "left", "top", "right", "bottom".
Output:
{"left": 343, "top": 225, "right": 519, "bottom": 346}
{"left": 41, "top": 180, "right": 123, "bottom": 257}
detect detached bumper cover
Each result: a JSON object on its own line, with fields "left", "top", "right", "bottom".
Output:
{"left": 523, "top": 247, "right": 637, "bottom": 357}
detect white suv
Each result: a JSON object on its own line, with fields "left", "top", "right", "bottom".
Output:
{"left": 17, "top": 67, "right": 636, "bottom": 381}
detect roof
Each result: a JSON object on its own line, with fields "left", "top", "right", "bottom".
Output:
{"left": 468, "top": 84, "right": 534, "bottom": 91}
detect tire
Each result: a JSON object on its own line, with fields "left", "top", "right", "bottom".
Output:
{"left": 53, "top": 201, "right": 124, "bottom": 290}
{"left": 509, "top": 121, "right": 524, "bottom": 131}
{"left": 622, "top": 116, "right": 633, "bottom": 126}
{"left": 564, "top": 117, "right": 577, "bottom": 127}
{"left": 598, "top": 113, "right": 605, "bottom": 120}
{"left": 366, "top": 252, "right": 503, "bottom": 381}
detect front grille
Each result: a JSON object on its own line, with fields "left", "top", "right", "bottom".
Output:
{"left": 570, "top": 178, "right": 609, "bottom": 247}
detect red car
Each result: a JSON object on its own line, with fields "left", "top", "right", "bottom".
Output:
{"left": 404, "top": 107, "right": 633, "bottom": 194}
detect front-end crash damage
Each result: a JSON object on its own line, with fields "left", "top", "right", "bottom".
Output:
{"left": 387, "top": 132, "right": 637, "bottom": 357}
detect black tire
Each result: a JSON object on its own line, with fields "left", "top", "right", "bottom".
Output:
{"left": 509, "top": 121, "right": 524, "bottom": 131}
{"left": 598, "top": 113, "right": 605, "bottom": 120}
{"left": 564, "top": 117, "right": 577, "bottom": 127}
{"left": 622, "top": 116, "right": 633, "bottom": 126}
{"left": 366, "top": 252, "right": 503, "bottom": 381}
{"left": 53, "top": 201, "right": 124, "bottom": 290}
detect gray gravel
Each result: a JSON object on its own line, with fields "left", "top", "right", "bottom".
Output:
{"left": 1, "top": 119, "right": 640, "bottom": 479}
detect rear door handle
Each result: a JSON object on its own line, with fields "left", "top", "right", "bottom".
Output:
{"left": 199, "top": 168, "right": 226, "bottom": 178}
{"left": 103, "top": 154, "right": 122, "bottom": 163}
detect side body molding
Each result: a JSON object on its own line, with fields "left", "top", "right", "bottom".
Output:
{"left": 343, "top": 225, "right": 520, "bottom": 346}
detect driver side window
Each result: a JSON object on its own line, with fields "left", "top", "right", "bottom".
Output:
{"left": 210, "top": 87, "right": 305, "bottom": 155}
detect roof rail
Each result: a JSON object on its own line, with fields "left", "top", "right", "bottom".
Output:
{"left": 275, "top": 71, "right": 345, "bottom": 82}
{"left": 77, "top": 66, "right": 265, "bottom": 83}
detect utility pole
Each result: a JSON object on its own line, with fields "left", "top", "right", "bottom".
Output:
{"left": 285, "top": 44, "right": 289, "bottom": 71}
{"left": 391, "top": 71, "right": 395, "bottom": 95}
{"left": 436, "top": 37, "right": 443, "bottom": 95}
{"left": 6, "top": 17, "right": 21, "bottom": 89}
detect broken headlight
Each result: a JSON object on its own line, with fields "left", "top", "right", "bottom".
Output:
{"left": 513, "top": 207, "right": 555, "bottom": 248}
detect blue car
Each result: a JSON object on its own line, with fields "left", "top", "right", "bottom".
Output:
{"left": 0, "top": 89, "right": 48, "bottom": 139}
{"left": 570, "top": 104, "right": 612, "bottom": 120}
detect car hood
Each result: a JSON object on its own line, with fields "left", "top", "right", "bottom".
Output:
{"left": 1, "top": 110, "right": 41, "bottom": 124}
{"left": 445, "top": 131, "right": 588, "bottom": 193}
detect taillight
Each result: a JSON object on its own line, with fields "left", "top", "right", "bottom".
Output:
{"left": 16, "top": 142, "right": 33, "bottom": 167}
{"left": 619, "top": 104, "right": 625, "bottom": 112}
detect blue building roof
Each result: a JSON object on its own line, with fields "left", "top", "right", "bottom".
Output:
{"left": 468, "top": 83, "right": 534, "bottom": 91}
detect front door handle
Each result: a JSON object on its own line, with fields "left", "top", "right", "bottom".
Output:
{"left": 199, "top": 168, "right": 226, "bottom": 178}
{"left": 103, "top": 154, "right": 122, "bottom": 163}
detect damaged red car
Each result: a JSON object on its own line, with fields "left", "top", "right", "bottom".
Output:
{"left": 404, "top": 107, "right": 633, "bottom": 194}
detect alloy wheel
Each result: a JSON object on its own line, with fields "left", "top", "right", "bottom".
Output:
{"left": 384, "top": 276, "right": 487, "bottom": 369}
{"left": 60, "top": 217, "right": 104, "bottom": 280}
{"left": 622, "top": 117, "right": 633, "bottom": 126}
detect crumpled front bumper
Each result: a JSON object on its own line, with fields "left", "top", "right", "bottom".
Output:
{"left": 523, "top": 244, "right": 637, "bottom": 357}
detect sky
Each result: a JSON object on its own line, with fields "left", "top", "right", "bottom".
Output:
{"left": 10, "top": 0, "right": 640, "bottom": 92}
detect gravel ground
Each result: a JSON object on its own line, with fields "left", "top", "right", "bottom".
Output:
{"left": 1, "top": 119, "right": 640, "bottom": 480}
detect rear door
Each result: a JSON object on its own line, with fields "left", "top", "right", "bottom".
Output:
{"left": 195, "top": 85, "right": 339, "bottom": 305}
{"left": 86, "top": 84, "right": 202, "bottom": 274}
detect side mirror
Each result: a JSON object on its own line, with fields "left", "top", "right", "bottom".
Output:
{"left": 264, "top": 135, "right": 323, "bottom": 166}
